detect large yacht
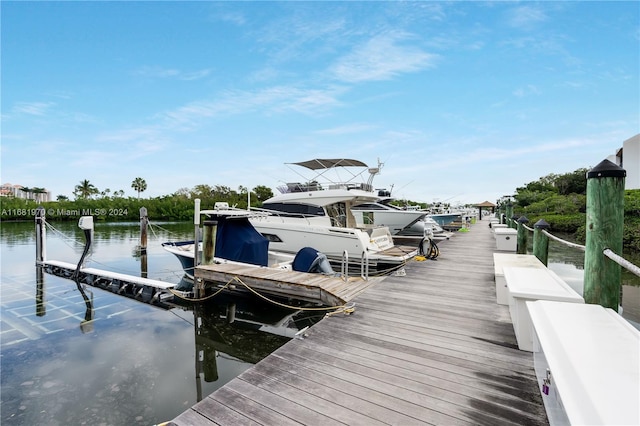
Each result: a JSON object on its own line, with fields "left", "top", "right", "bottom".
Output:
{"left": 250, "top": 159, "right": 417, "bottom": 271}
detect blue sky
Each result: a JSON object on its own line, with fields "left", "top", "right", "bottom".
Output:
{"left": 2, "top": 1, "right": 638, "bottom": 205}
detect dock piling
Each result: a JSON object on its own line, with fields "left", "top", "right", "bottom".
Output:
{"left": 139, "top": 207, "right": 148, "bottom": 254}
{"left": 533, "top": 219, "right": 550, "bottom": 266}
{"left": 584, "top": 159, "right": 626, "bottom": 310}
{"left": 35, "top": 206, "right": 46, "bottom": 264}
{"left": 202, "top": 220, "right": 218, "bottom": 265}
{"left": 516, "top": 216, "right": 529, "bottom": 254}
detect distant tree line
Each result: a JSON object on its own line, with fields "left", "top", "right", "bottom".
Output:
{"left": 1, "top": 178, "right": 275, "bottom": 223}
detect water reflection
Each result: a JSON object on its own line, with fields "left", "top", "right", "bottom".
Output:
{"left": 1, "top": 220, "right": 323, "bottom": 425}
{"left": 182, "top": 295, "right": 320, "bottom": 403}
{"left": 539, "top": 235, "right": 640, "bottom": 327}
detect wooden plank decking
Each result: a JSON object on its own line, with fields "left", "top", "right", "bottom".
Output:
{"left": 170, "top": 220, "right": 548, "bottom": 425}
{"left": 196, "top": 263, "right": 385, "bottom": 306}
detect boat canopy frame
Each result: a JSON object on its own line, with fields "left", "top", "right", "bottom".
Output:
{"left": 282, "top": 158, "right": 382, "bottom": 194}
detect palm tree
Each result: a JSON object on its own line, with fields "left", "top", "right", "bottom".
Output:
{"left": 31, "top": 187, "right": 48, "bottom": 202}
{"left": 74, "top": 179, "right": 99, "bottom": 199}
{"left": 131, "top": 177, "right": 147, "bottom": 199}
{"left": 19, "top": 187, "right": 32, "bottom": 200}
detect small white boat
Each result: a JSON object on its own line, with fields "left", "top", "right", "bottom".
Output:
{"left": 350, "top": 197, "right": 427, "bottom": 236}
{"left": 162, "top": 205, "right": 333, "bottom": 280}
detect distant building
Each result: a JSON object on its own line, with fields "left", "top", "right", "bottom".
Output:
{"left": 0, "top": 183, "right": 51, "bottom": 202}
{"left": 607, "top": 134, "right": 640, "bottom": 190}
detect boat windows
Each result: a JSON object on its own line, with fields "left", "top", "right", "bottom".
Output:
{"left": 262, "top": 202, "right": 325, "bottom": 217}
{"left": 327, "top": 202, "right": 347, "bottom": 227}
{"left": 352, "top": 203, "right": 386, "bottom": 210}
{"left": 261, "top": 233, "right": 283, "bottom": 243}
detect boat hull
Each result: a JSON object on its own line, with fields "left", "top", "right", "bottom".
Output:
{"left": 249, "top": 219, "right": 415, "bottom": 267}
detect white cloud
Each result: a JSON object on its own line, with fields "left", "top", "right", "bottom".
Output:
{"left": 506, "top": 5, "right": 548, "bottom": 29}
{"left": 12, "top": 101, "right": 56, "bottom": 116}
{"left": 132, "top": 66, "right": 212, "bottom": 81}
{"left": 330, "top": 31, "right": 438, "bottom": 83}
{"left": 513, "top": 84, "right": 541, "bottom": 97}
{"left": 157, "top": 84, "right": 347, "bottom": 130}
{"left": 315, "top": 123, "right": 378, "bottom": 135}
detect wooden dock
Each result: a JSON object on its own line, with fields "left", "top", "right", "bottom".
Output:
{"left": 169, "top": 220, "right": 548, "bottom": 425}
{"left": 195, "top": 263, "right": 385, "bottom": 307}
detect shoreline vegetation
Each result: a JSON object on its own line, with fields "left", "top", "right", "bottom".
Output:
{"left": 1, "top": 171, "right": 638, "bottom": 252}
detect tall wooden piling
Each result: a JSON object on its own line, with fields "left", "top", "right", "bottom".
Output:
{"left": 583, "top": 159, "right": 626, "bottom": 310}
{"left": 35, "top": 206, "right": 46, "bottom": 263}
{"left": 516, "top": 216, "right": 529, "bottom": 254}
{"left": 533, "top": 219, "right": 550, "bottom": 266}
{"left": 505, "top": 203, "right": 513, "bottom": 225}
{"left": 202, "top": 220, "right": 217, "bottom": 265}
{"left": 139, "top": 207, "right": 148, "bottom": 254}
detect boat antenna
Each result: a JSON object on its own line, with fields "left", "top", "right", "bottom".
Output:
{"left": 366, "top": 158, "right": 384, "bottom": 187}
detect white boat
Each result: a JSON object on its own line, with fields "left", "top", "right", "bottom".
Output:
{"left": 249, "top": 159, "right": 417, "bottom": 270}
{"left": 350, "top": 196, "right": 427, "bottom": 236}
{"left": 162, "top": 205, "right": 333, "bottom": 280}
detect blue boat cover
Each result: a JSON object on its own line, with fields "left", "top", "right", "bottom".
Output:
{"left": 292, "top": 247, "right": 334, "bottom": 274}
{"left": 215, "top": 216, "right": 268, "bottom": 266}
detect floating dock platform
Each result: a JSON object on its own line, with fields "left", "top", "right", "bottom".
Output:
{"left": 195, "top": 263, "right": 385, "bottom": 306}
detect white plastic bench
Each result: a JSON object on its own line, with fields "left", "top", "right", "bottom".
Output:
{"left": 493, "top": 253, "right": 546, "bottom": 305}
{"left": 504, "top": 266, "right": 584, "bottom": 351}
{"left": 527, "top": 300, "right": 639, "bottom": 426}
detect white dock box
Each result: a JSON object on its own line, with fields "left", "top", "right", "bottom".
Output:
{"left": 493, "top": 253, "right": 546, "bottom": 305}
{"left": 527, "top": 300, "right": 640, "bottom": 426}
{"left": 504, "top": 267, "right": 584, "bottom": 351}
{"left": 494, "top": 228, "right": 517, "bottom": 251}
{"left": 491, "top": 223, "right": 508, "bottom": 231}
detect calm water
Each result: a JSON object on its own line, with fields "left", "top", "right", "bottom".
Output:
{"left": 533, "top": 234, "right": 640, "bottom": 327}
{"left": 0, "top": 220, "right": 321, "bottom": 425}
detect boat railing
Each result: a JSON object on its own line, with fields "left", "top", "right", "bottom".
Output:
{"left": 341, "top": 250, "right": 349, "bottom": 281}
{"left": 339, "top": 250, "right": 369, "bottom": 281}
{"left": 277, "top": 182, "right": 373, "bottom": 194}
{"left": 521, "top": 222, "right": 640, "bottom": 277}
{"left": 251, "top": 207, "right": 316, "bottom": 225}
{"left": 514, "top": 220, "right": 640, "bottom": 310}
{"left": 361, "top": 251, "right": 369, "bottom": 280}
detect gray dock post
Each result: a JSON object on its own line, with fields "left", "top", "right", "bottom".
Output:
{"left": 533, "top": 219, "right": 550, "bottom": 266}
{"left": 583, "top": 159, "right": 626, "bottom": 310}
{"left": 139, "top": 207, "right": 148, "bottom": 278}
{"left": 35, "top": 206, "right": 46, "bottom": 264}
{"left": 194, "top": 199, "right": 201, "bottom": 267}
{"left": 202, "top": 220, "right": 218, "bottom": 265}
{"left": 193, "top": 199, "right": 202, "bottom": 297}
{"left": 139, "top": 207, "right": 148, "bottom": 254}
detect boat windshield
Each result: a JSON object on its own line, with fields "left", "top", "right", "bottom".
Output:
{"left": 261, "top": 202, "right": 325, "bottom": 217}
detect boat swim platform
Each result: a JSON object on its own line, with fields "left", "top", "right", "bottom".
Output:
{"left": 41, "top": 260, "right": 175, "bottom": 307}
{"left": 194, "top": 263, "right": 386, "bottom": 307}
{"left": 169, "top": 220, "right": 548, "bottom": 425}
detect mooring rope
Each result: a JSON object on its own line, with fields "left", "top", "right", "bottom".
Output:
{"left": 169, "top": 275, "right": 356, "bottom": 316}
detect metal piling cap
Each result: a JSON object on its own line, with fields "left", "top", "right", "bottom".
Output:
{"left": 587, "top": 159, "right": 626, "bottom": 179}
{"left": 534, "top": 219, "right": 550, "bottom": 229}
